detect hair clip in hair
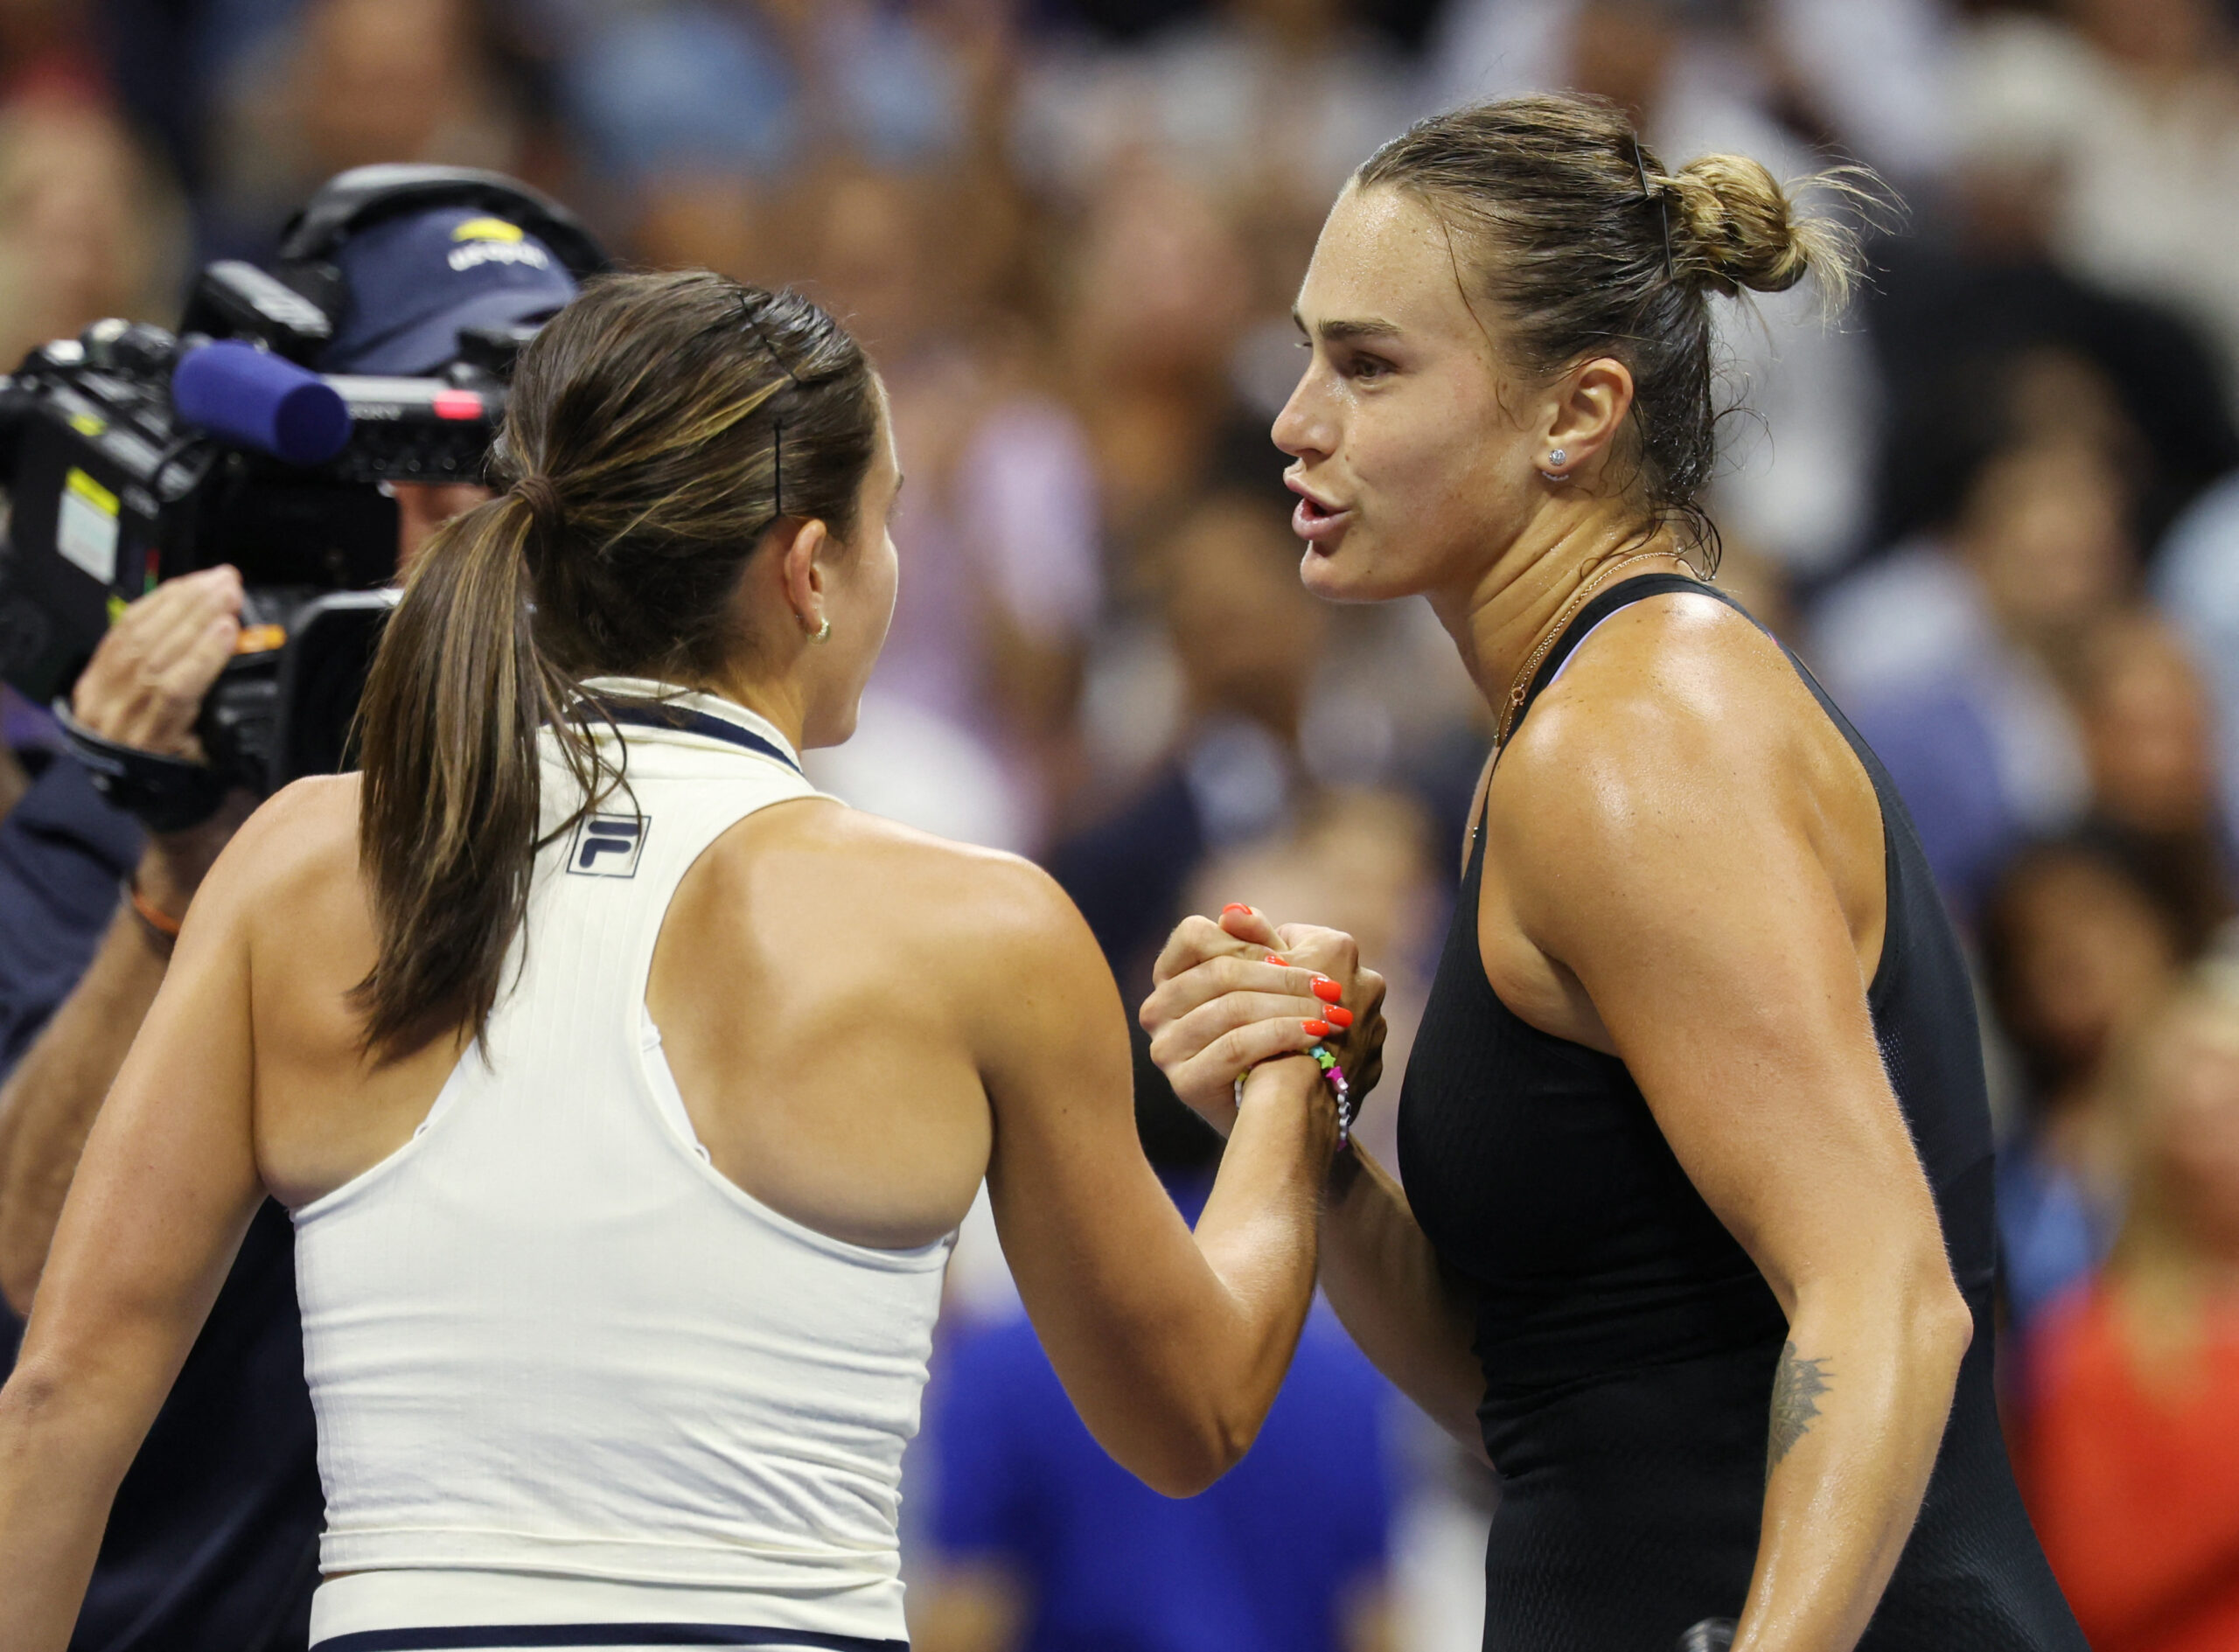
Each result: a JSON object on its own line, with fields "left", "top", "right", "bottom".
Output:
{"left": 737, "top": 288, "right": 803, "bottom": 518}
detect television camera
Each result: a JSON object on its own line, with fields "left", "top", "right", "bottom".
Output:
{"left": 0, "top": 166, "right": 604, "bottom": 828}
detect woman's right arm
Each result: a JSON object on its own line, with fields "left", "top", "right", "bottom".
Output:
{"left": 967, "top": 866, "right": 1344, "bottom": 1495}
{"left": 1141, "top": 910, "right": 1490, "bottom": 1462}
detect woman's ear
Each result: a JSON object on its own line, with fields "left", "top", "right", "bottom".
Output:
{"left": 777, "top": 517, "right": 833, "bottom": 637}
{"left": 1541, "top": 356, "right": 1637, "bottom": 477}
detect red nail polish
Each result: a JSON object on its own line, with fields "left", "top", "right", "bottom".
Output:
{"left": 1313, "top": 978, "right": 1343, "bottom": 1003}
{"left": 1303, "top": 1020, "right": 1331, "bottom": 1038}
{"left": 1222, "top": 903, "right": 1251, "bottom": 917}
{"left": 1325, "top": 1006, "right": 1355, "bottom": 1028}
{"left": 1266, "top": 954, "right": 1289, "bottom": 967}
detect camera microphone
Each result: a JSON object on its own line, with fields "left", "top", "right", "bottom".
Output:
{"left": 172, "top": 340, "right": 352, "bottom": 466}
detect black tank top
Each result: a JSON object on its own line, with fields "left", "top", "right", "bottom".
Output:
{"left": 1397, "top": 575, "right": 2083, "bottom": 1650}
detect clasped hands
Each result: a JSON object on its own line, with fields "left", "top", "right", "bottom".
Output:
{"left": 1139, "top": 903, "right": 1388, "bottom": 1138}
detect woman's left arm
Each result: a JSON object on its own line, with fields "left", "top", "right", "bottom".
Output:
{"left": 1493, "top": 703, "right": 1973, "bottom": 1652}
{"left": 0, "top": 815, "right": 269, "bottom": 1650}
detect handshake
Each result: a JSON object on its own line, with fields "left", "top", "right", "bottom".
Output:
{"left": 1139, "top": 901, "right": 1390, "bottom": 1146}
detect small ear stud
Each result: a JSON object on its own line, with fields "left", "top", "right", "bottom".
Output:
{"left": 1548, "top": 449, "right": 1567, "bottom": 468}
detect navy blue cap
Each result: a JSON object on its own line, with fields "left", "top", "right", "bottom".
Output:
{"left": 317, "top": 205, "right": 579, "bottom": 374}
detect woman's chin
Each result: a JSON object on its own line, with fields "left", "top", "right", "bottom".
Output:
{"left": 1297, "top": 536, "right": 1395, "bottom": 604}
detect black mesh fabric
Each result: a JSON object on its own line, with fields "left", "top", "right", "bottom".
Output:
{"left": 1396, "top": 575, "right": 2084, "bottom": 1650}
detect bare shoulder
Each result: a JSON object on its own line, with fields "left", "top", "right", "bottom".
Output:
{"left": 195, "top": 774, "right": 364, "bottom": 929}
{"left": 1511, "top": 589, "right": 1802, "bottom": 769}
{"left": 678, "top": 797, "right": 1116, "bottom": 1079}
{"left": 1486, "top": 589, "right": 1867, "bottom": 902}
{"left": 715, "top": 797, "right": 1099, "bottom": 969}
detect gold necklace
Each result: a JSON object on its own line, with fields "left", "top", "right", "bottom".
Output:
{"left": 1495, "top": 550, "right": 1691, "bottom": 748}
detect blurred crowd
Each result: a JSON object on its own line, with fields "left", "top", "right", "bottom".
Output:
{"left": 5, "top": 0, "right": 2239, "bottom": 1647}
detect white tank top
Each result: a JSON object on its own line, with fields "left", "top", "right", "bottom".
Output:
{"left": 293, "top": 681, "right": 952, "bottom": 1651}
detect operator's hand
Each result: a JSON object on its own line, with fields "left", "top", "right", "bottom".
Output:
{"left": 1140, "top": 905, "right": 1387, "bottom": 1137}
{"left": 70, "top": 566, "right": 242, "bottom": 762}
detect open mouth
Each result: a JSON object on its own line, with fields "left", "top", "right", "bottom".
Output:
{"left": 1286, "top": 477, "right": 1353, "bottom": 546}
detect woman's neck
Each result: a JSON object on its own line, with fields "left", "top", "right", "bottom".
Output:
{"left": 1429, "top": 501, "right": 1689, "bottom": 728}
{"left": 652, "top": 666, "right": 812, "bottom": 755}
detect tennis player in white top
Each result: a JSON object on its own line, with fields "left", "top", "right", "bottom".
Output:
{"left": 0, "top": 271, "right": 1379, "bottom": 1652}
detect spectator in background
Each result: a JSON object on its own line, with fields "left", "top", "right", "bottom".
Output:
{"left": 1043, "top": 0, "right": 1433, "bottom": 439}
{"left": 205, "top": 0, "right": 525, "bottom": 254}
{"left": 1983, "top": 836, "right": 2188, "bottom": 1336}
{"left": 1050, "top": 486, "right": 1326, "bottom": 986}
{"left": 913, "top": 1084, "right": 1395, "bottom": 1652}
{"left": 1962, "top": 0, "right": 2239, "bottom": 398}
{"left": 1979, "top": 609, "right": 2238, "bottom": 1338}
{"left": 2153, "top": 454, "right": 2239, "bottom": 844}
{"left": 1015, "top": 0, "right": 1419, "bottom": 215}
{"left": 1429, "top": 0, "right": 1955, "bottom": 186}
{"left": 2066, "top": 611, "right": 2235, "bottom": 954}
{"left": 1813, "top": 370, "right": 2138, "bottom": 911}
{"left": 573, "top": 2, "right": 1039, "bottom": 297}
{"left": 1057, "top": 162, "right": 1259, "bottom": 564}
{"left": 795, "top": 162, "right": 1102, "bottom": 852}
{"left": 556, "top": 0, "right": 963, "bottom": 185}
{"left": 0, "top": 93, "right": 185, "bottom": 373}
{"left": 1872, "top": 17, "right": 2239, "bottom": 558}
{"left": 2019, "top": 964, "right": 2239, "bottom": 1652}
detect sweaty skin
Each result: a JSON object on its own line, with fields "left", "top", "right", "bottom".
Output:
{"left": 1142, "top": 179, "right": 1973, "bottom": 1652}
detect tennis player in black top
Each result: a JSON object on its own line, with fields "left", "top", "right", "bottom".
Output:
{"left": 1141, "top": 97, "right": 2088, "bottom": 1651}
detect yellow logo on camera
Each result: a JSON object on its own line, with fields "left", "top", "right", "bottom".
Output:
{"left": 452, "top": 218, "right": 525, "bottom": 242}
{"left": 446, "top": 216, "right": 548, "bottom": 272}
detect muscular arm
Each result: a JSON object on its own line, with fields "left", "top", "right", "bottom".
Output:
{"left": 0, "top": 808, "right": 269, "bottom": 1650}
{"left": 1496, "top": 685, "right": 1971, "bottom": 1652}
{"left": 973, "top": 869, "right": 1341, "bottom": 1495}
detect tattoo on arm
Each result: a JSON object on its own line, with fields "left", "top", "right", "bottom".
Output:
{"left": 1766, "top": 1340, "right": 1832, "bottom": 1478}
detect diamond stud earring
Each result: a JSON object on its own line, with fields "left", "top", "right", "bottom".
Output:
{"left": 1543, "top": 448, "right": 1570, "bottom": 481}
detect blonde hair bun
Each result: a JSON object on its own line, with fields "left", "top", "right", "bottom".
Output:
{"left": 1663, "top": 153, "right": 1864, "bottom": 310}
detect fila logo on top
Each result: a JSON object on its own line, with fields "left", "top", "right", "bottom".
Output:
{"left": 568, "top": 813, "right": 649, "bottom": 878}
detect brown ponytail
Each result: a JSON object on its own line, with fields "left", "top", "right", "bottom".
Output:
{"left": 352, "top": 271, "right": 878, "bottom": 1063}
{"left": 352, "top": 491, "right": 585, "bottom": 1057}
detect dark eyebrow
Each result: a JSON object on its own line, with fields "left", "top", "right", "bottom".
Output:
{"left": 1292, "top": 309, "right": 1404, "bottom": 344}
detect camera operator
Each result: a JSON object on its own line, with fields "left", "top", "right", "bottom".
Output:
{"left": 0, "top": 171, "right": 590, "bottom": 1650}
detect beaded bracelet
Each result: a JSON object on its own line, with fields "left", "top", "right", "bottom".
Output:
{"left": 1235, "top": 1043, "right": 1359, "bottom": 1150}
{"left": 1311, "top": 1044, "right": 1357, "bottom": 1148}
